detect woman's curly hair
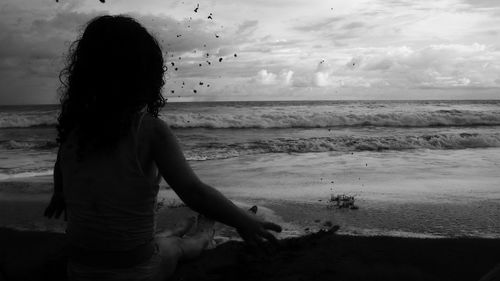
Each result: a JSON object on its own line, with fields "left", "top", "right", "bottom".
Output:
{"left": 57, "top": 15, "right": 166, "bottom": 158}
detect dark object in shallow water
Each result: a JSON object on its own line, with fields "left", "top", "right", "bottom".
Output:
{"left": 328, "top": 194, "right": 358, "bottom": 210}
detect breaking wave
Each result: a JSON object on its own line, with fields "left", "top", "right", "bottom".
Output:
{"left": 0, "top": 140, "right": 58, "bottom": 150}
{"left": 0, "top": 112, "right": 57, "bottom": 128}
{"left": 164, "top": 109, "right": 500, "bottom": 128}
{"left": 2, "top": 108, "right": 500, "bottom": 129}
{"left": 183, "top": 132, "right": 500, "bottom": 161}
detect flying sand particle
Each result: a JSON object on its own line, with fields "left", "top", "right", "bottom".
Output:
{"left": 193, "top": 89, "right": 197, "bottom": 93}
{"left": 194, "top": 3, "right": 199, "bottom": 13}
{"left": 208, "top": 13, "right": 213, "bottom": 20}
{"left": 215, "top": 34, "right": 219, "bottom": 38}
{"left": 218, "top": 58, "right": 223, "bottom": 62}
{"left": 234, "top": 53, "right": 237, "bottom": 57}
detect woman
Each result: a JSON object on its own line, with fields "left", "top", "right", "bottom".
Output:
{"left": 44, "top": 15, "right": 281, "bottom": 280}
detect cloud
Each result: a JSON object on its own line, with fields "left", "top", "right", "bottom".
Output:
{"left": 313, "top": 71, "right": 330, "bottom": 87}
{"left": 293, "top": 17, "right": 344, "bottom": 32}
{"left": 460, "top": 0, "right": 500, "bottom": 8}
{"left": 280, "top": 70, "right": 294, "bottom": 86}
{"left": 341, "top": 22, "right": 365, "bottom": 29}
{"left": 252, "top": 69, "right": 294, "bottom": 86}
{"left": 353, "top": 43, "right": 500, "bottom": 89}
{"left": 236, "top": 20, "right": 258, "bottom": 35}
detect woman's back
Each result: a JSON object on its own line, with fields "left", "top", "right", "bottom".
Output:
{"left": 60, "top": 111, "right": 159, "bottom": 253}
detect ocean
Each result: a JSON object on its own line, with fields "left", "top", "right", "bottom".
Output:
{"left": 1, "top": 100, "right": 500, "bottom": 238}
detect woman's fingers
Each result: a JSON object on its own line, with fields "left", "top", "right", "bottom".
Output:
{"left": 259, "top": 229, "right": 279, "bottom": 247}
{"left": 263, "top": 221, "right": 282, "bottom": 233}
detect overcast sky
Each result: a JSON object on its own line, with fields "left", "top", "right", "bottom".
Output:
{"left": 1, "top": 0, "right": 499, "bottom": 104}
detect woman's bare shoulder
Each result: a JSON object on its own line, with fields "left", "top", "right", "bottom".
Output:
{"left": 141, "top": 113, "right": 174, "bottom": 145}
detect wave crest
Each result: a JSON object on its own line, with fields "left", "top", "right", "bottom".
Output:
{"left": 163, "top": 110, "right": 500, "bottom": 128}
{"left": 2, "top": 107, "right": 500, "bottom": 129}
{"left": 183, "top": 132, "right": 500, "bottom": 161}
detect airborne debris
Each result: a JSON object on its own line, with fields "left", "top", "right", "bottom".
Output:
{"left": 193, "top": 89, "right": 197, "bottom": 93}
{"left": 208, "top": 13, "right": 213, "bottom": 19}
{"left": 194, "top": 3, "right": 199, "bottom": 13}
{"left": 199, "top": 82, "right": 204, "bottom": 85}
{"left": 234, "top": 53, "right": 237, "bottom": 57}
{"left": 176, "top": 34, "right": 182, "bottom": 38}
{"left": 215, "top": 33, "right": 219, "bottom": 38}
{"left": 218, "top": 58, "right": 223, "bottom": 62}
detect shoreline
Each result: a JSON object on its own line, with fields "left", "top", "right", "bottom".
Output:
{"left": 1, "top": 172, "right": 499, "bottom": 239}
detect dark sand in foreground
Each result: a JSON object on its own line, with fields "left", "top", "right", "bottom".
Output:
{"left": 1, "top": 227, "right": 499, "bottom": 281}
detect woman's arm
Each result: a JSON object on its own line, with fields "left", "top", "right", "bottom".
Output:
{"left": 44, "top": 148, "right": 66, "bottom": 219}
{"left": 150, "top": 117, "right": 281, "bottom": 244}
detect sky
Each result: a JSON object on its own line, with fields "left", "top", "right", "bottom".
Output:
{"left": 0, "top": 0, "right": 500, "bottom": 104}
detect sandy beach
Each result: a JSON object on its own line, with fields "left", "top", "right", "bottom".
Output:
{"left": 2, "top": 225, "right": 500, "bottom": 281}
{"left": 1, "top": 176, "right": 500, "bottom": 281}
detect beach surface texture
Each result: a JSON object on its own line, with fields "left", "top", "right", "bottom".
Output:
{"left": 1, "top": 226, "right": 500, "bottom": 281}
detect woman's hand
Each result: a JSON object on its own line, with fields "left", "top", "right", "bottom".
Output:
{"left": 44, "top": 193, "right": 66, "bottom": 220}
{"left": 237, "top": 215, "right": 282, "bottom": 248}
